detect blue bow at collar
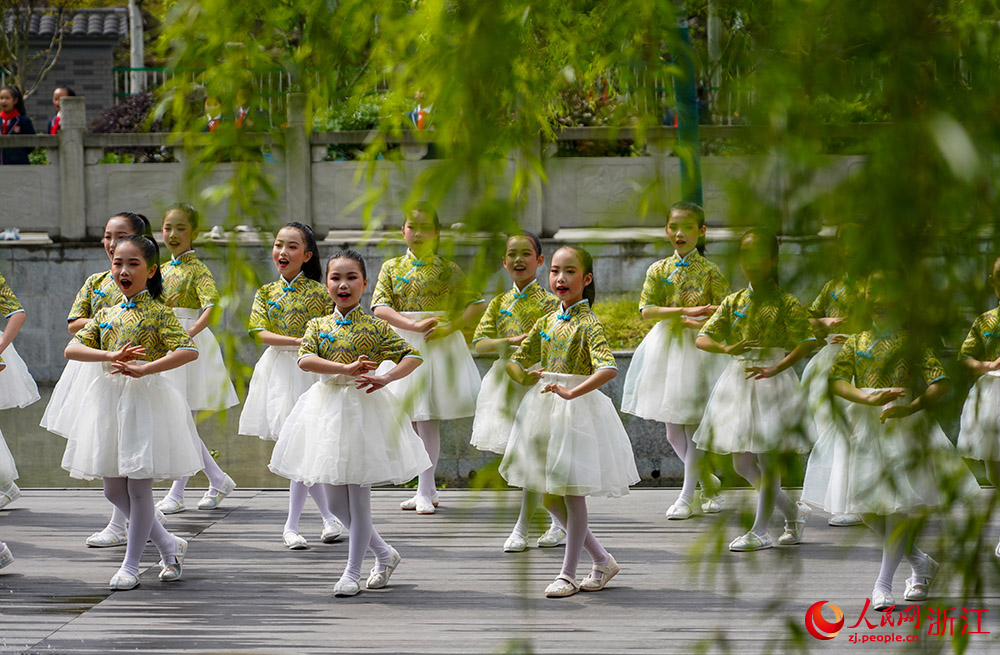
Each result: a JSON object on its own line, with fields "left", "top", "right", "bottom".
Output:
{"left": 282, "top": 285, "right": 296, "bottom": 293}
{"left": 674, "top": 260, "right": 691, "bottom": 267}
{"left": 512, "top": 291, "right": 529, "bottom": 300}
{"left": 319, "top": 331, "right": 336, "bottom": 342}
{"left": 169, "top": 258, "right": 183, "bottom": 267}
{"left": 120, "top": 301, "right": 136, "bottom": 310}
{"left": 335, "top": 319, "right": 352, "bottom": 326}
{"left": 409, "top": 259, "right": 426, "bottom": 267}
{"left": 540, "top": 330, "right": 552, "bottom": 341}
{"left": 555, "top": 312, "right": 572, "bottom": 321}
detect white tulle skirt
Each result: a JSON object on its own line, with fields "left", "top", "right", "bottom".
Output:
{"left": 843, "top": 389, "right": 980, "bottom": 515}
{"left": 470, "top": 358, "right": 529, "bottom": 455}
{"left": 499, "top": 373, "right": 640, "bottom": 498}
{"left": 238, "top": 346, "right": 320, "bottom": 441}
{"left": 377, "top": 311, "right": 480, "bottom": 421}
{"left": 621, "top": 321, "right": 726, "bottom": 424}
{"left": 162, "top": 308, "right": 238, "bottom": 411}
{"left": 0, "top": 431, "right": 17, "bottom": 488}
{"left": 0, "top": 341, "right": 39, "bottom": 410}
{"left": 693, "top": 348, "right": 816, "bottom": 454}
{"left": 269, "top": 374, "right": 431, "bottom": 486}
{"left": 60, "top": 367, "right": 204, "bottom": 481}
{"left": 40, "top": 360, "right": 103, "bottom": 439}
{"left": 801, "top": 340, "right": 855, "bottom": 513}
{"left": 958, "top": 372, "right": 1000, "bottom": 462}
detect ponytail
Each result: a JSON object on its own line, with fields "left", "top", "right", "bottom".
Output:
{"left": 112, "top": 211, "right": 153, "bottom": 238}
{"left": 284, "top": 221, "right": 322, "bottom": 282}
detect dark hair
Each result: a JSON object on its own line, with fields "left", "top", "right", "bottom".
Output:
{"left": 167, "top": 203, "right": 200, "bottom": 232}
{"left": 55, "top": 87, "right": 77, "bottom": 97}
{"left": 739, "top": 227, "right": 780, "bottom": 284}
{"left": 110, "top": 211, "right": 153, "bottom": 238}
{"left": 556, "top": 245, "right": 596, "bottom": 305}
{"left": 406, "top": 201, "right": 441, "bottom": 231}
{"left": 507, "top": 231, "right": 543, "bottom": 258}
{"left": 1, "top": 85, "right": 27, "bottom": 115}
{"left": 669, "top": 201, "right": 707, "bottom": 255}
{"left": 115, "top": 235, "right": 163, "bottom": 299}
{"left": 328, "top": 249, "right": 367, "bottom": 280}
{"left": 281, "top": 221, "right": 321, "bottom": 282}
{"left": 989, "top": 256, "right": 1000, "bottom": 278}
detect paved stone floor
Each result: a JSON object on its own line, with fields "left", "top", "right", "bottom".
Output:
{"left": 1, "top": 489, "right": 998, "bottom": 654}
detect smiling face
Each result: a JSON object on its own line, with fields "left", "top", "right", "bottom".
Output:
{"left": 739, "top": 234, "right": 776, "bottom": 288}
{"left": 327, "top": 257, "right": 367, "bottom": 312}
{"left": 103, "top": 216, "right": 139, "bottom": 262}
{"left": 112, "top": 241, "right": 155, "bottom": 298}
{"left": 402, "top": 210, "right": 439, "bottom": 258}
{"left": 161, "top": 209, "right": 196, "bottom": 257}
{"left": 53, "top": 88, "right": 69, "bottom": 110}
{"left": 666, "top": 210, "right": 705, "bottom": 257}
{"left": 272, "top": 226, "right": 312, "bottom": 281}
{"left": 549, "top": 248, "right": 592, "bottom": 307}
{"left": 504, "top": 235, "right": 543, "bottom": 289}
{"left": 0, "top": 89, "right": 14, "bottom": 113}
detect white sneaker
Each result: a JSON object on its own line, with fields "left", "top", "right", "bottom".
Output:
{"left": 415, "top": 495, "right": 436, "bottom": 514}
{"left": 400, "top": 491, "right": 439, "bottom": 510}
{"left": 537, "top": 525, "right": 567, "bottom": 548}
{"left": 0, "top": 484, "right": 21, "bottom": 510}
{"left": 86, "top": 527, "right": 127, "bottom": 548}
{"left": 109, "top": 568, "right": 140, "bottom": 591}
{"left": 155, "top": 497, "right": 186, "bottom": 515}
{"left": 282, "top": 531, "right": 308, "bottom": 550}
{"left": 321, "top": 517, "right": 345, "bottom": 543}
{"left": 665, "top": 499, "right": 694, "bottom": 520}
{"left": 197, "top": 475, "right": 236, "bottom": 510}
{"left": 503, "top": 534, "right": 528, "bottom": 552}
{"left": 872, "top": 589, "right": 895, "bottom": 612}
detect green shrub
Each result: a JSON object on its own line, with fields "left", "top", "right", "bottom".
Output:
{"left": 592, "top": 295, "right": 651, "bottom": 350}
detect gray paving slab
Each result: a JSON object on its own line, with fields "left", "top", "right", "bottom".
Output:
{"left": 1, "top": 489, "right": 998, "bottom": 654}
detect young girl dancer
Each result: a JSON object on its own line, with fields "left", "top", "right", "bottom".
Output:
{"left": 621, "top": 202, "right": 728, "bottom": 519}
{"left": 372, "top": 203, "right": 485, "bottom": 514}
{"left": 694, "top": 228, "right": 817, "bottom": 552}
{"left": 830, "top": 270, "right": 978, "bottom": 610}
{"left": 471, "top": 233, "right": 565, "bottom": 552}
{"left": 155, "top": 204, "right": 239, "bottom": 514}
{"left": 957, "top": 256, "right": 1000, "bottom": 558}
{"left": 41, "top": 212, "right": 162, "bottom": 548}
{"left": 500, "top": 246, "right": 640, "bottom": 598}
{"left": 239, "top": 222, "right": 344, "bottom": 549}
{"left": 801, "top": 224, "right": 868, "bottom": 527}
{"left": 0, "top": 270, "right": 40, "bottom": 513}
{"left": 269, "top": 250, "right": 431, "bottom": 596}
{"left": 61, "top": 235, "right": 202, "bottom": 590}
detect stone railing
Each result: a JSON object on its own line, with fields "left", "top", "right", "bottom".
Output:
{"left": 0, "top": 94, "right": 877, "bottom": 241}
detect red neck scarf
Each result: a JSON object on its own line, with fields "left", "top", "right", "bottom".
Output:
{"left": 0, "top": 109, "right": 19, "bottom": 134}
{"left": 50, "top": 114, "right": 61, "bottom": 134}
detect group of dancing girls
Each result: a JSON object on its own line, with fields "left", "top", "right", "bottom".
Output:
{"left": 0, "top": 200, "right": 995, "bottom": 606}
{"left": 623, "top": 207, "right": 981, "bottom": 612}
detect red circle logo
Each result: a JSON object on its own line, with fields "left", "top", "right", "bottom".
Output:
{"left": 805, "top": 600, "right": 845, "bottom": 640}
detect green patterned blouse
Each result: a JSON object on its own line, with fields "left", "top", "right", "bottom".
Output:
{"left": 473, "top": 280, "right": 560, "bottom": 343}
{"left": 959, "top": 307, "right": 1000, "bottom": 362}
{"left": 808, "top": 274, "right": 867, "bottom": 334}
{"left": 0, "top": 271, "right": 24, "bottom": 318}
{"left": 73, "top": 290, "right": 197, "bottom": 361}
{"left": 298, "top": 305, "right": 421, "bottom": 365}
{"left": 161, "top": 250, "right": 220, "bottom": 310}
{"left": 511, "top": 299, "right": 617, "bottom": 375}
{"left": 68, "top": 271, "right": 124, "bottom": 321}
{"left": 371, "top": 250, "right": 484, "bottom": 313}
{"left": 699, "top": 285, "right": 816, "bottom": 351}
{"left": 249, "top": 272, "right": 334, "bottom": 338}
{"left": 638, "top": 250, "right": 729, "bottom": 311}
{"left": 830, "top": 329, "right": 947, "bottom": 389}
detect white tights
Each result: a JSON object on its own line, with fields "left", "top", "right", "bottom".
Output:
{"left": 164, "top": 436, "right": 227, "bottom": 503}
{"left": 543, "top": 494, "right": 609, "bottom": 580}
{"left": 284, "top": 481, "right": 335, "bottom": 534}
{"left": 511, "top": 491, "right": 562, "bottom": 539}
{"left": 103, "top": 477, "right": 177, "bottom": 575}
{"left": 863, "top": 513, "right": 929, "bottom": 594}
{"left": 732, "top": 452, "right": 798, "bottom": 536}
{"left": 414, "top": 420, "right": 440, "bottom": 499}
{"left": 665, "top": 423, "right": 716, "bottom": 504}
{"left": 325, "top": 484, "right": 393, "bottom": 583}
